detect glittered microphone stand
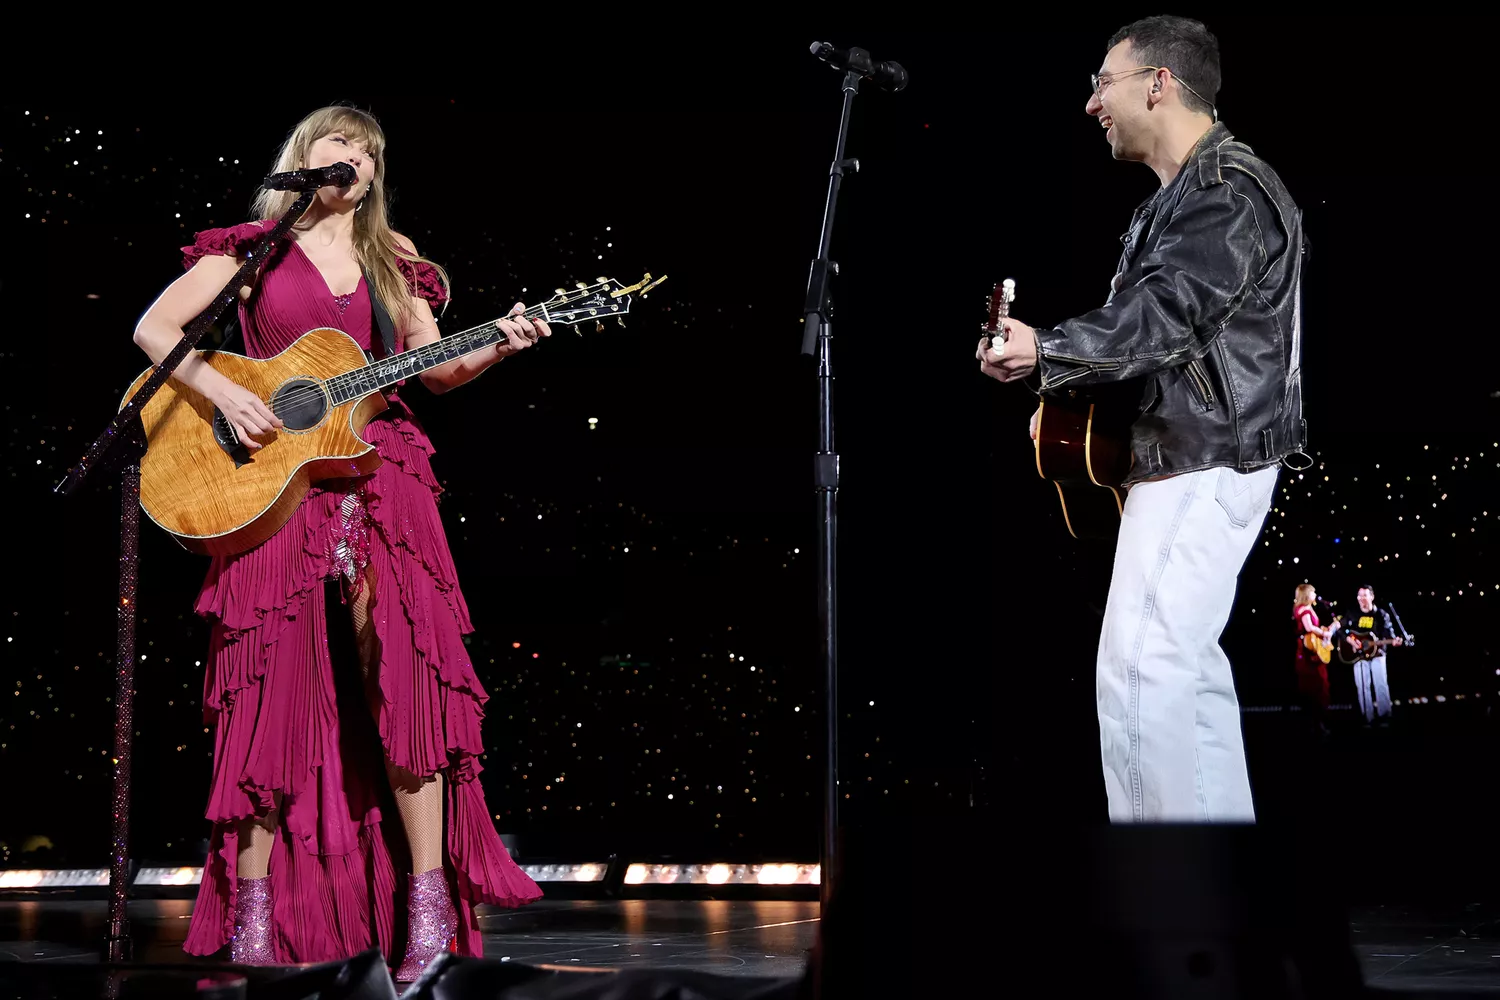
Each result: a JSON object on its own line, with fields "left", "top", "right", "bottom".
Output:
{"left": 54, "top": 184, "right": 325, "bottom": 962}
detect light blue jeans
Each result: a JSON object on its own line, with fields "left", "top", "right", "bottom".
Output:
{"left": 1353, "top": 653, "right": 1391, "bottom": 721}
{"left": 1096, "top": 464, "right": 1279, "bottom": 822}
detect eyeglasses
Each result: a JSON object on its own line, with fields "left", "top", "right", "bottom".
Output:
{"left": 1091, "top": 64, "right": 1217, "bottom": 120}
{"left": 1091, "top": 65, "right": 1158, "bottom": 97}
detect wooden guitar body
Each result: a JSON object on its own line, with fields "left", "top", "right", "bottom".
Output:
{"left": 1032, "top": 387, "right": 1135, "bottom": 541}
{"left": 1302, "top": 629, "right": 1335, "bottom": 665}
{"left": 117, "top": 271, "right": 664, "bottom": 558}
{"left": 121, "top": 327, "right": 387, "bottom": 557}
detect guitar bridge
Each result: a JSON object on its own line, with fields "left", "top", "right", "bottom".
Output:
{"left": 212, "top": 408, "right": 253, "bottom": 468}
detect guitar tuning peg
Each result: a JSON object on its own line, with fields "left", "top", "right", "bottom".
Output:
{"left": 617, "top": 317, "right": 625, "bottom": 328}
{"left": 555, "top": 288, "right": 567, "bottom": 296}
{"left": 595, "top": 321, "right": 604, "bottom": 332}
{"left": 576, "top": 282, "right": 588, "bottom": 289}
{"left": 596, "top": 277, "right": 608, "bottom": 284}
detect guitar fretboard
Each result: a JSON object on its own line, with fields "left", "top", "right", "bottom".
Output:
{"left": 324, "top": 306, "right": 546, "bottom": 405}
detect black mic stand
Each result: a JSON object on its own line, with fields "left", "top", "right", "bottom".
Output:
{"left": 800, "top": 44, "right": 902, "bottom": 912}
{"left": 54, "top": 187, "right": 320, "bottom": 962}
{"left": 1388, "top": 602, "right": 1414, "bottom": 646}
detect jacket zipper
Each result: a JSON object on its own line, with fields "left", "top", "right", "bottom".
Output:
{"left": 1186, "top": 359, "right": 1216, "bottom": 410}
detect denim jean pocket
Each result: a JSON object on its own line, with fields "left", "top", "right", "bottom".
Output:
{"left": 1214, "top": 467, "right": 1276, "bottom": 528}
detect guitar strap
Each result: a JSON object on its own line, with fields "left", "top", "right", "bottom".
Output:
{"left": 367, "top": 275, "right": 399, "bottom": 360}
{"left": 215, "top": 265, "right": 398, "bottom": 362}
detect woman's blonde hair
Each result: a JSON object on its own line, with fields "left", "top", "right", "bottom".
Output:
{"left": 251, "top": 104, "right": 450, "bottom": 333}
{"left": 1294, "top": 583, "right": 1316, "bottom": 607}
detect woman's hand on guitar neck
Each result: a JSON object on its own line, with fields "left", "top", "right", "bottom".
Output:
{"left": 492, "top": 302, "right": 552, "bottom": 360}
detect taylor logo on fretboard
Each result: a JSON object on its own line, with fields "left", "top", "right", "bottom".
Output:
{"left": 122, "top": 273, "right": 666, "bottom": 557}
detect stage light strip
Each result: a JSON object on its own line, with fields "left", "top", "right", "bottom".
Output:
{"left": 519, "top": 863, "right": 608, "bottom": 882}
{"left": 1, "top": 864, "right": 612, "bottom": 888}
{"left": 623, "top": 863, "right": 820, "bottom": 886}
{"left": 136, "top": 867, "right": 202, "bottom": 885}
{"left": 0, "top": 869, "right": 110, "bottom": 888}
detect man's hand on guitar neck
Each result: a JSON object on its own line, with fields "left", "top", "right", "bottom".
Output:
{"left": 1347, "top": 634, "right": 1403, "bottom": 651}
{"left": 976, "top": 317, "right": 1038, "bottom": 383}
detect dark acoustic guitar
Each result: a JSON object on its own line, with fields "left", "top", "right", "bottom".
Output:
{"left": 1336, "top": 630, "right": 1414, "bottom": 665}
{"left": 981, "top": 278, "right": 1134, "bottom": 542}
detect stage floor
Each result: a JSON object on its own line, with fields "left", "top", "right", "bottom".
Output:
{"left": 0, "top": 898, "right": 816, "bottom": 994}
{"left": 1, "top": 898, "right": 1497, "bottom": 994}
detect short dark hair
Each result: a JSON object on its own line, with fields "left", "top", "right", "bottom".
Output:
{"left": 1358, "top": 585, "right": 1375, "bottom": 596}
{"left": 1107, "top": 16, "right": 1221, "bottom": 117}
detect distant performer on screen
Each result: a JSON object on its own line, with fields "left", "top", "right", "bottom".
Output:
{"left": 1343, "top": 584, "right": 1404, "bottom": 726}
{"left": 1292, "top": 583, "right": 1339, "bottom": 735}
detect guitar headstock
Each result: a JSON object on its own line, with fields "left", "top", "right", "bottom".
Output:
{"left": 981, "top": 277, "right": 1016, "bottom": 339}
{"left": 538, "top": 273, "right": 668, "bottom": 332}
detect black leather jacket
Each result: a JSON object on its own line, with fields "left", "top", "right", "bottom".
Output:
{"left": 1031, "top": 121, "right": 1308, "bottom": 485}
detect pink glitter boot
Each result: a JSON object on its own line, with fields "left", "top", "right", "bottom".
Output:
{"left": 228, "top": 875, "right": 275, "bottom": 964}
{"left": 394, "top": 868, "right": 457, "bottom": 981}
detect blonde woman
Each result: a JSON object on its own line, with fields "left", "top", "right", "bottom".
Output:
{"left": 133, "top": 105, "right": 546, "bottom": 980}
{"left": 1293, "top": 584, "right": 1339, "bottom": 727}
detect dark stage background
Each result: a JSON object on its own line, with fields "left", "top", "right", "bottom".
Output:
{"left": 1, "top": 22, "right": 1494, "bottom": 896}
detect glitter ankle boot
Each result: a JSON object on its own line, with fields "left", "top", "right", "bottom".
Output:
{"left": 229, "top": 875, "right": 275, "bottom": 964}
{"left": 394, "top": 868, "right": 457, "bottom": 981}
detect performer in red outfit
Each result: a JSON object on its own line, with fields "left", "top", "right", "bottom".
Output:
{"left": 1292, "top": 583, "right": 1339, "bottom": 731}
{"left": 132, "top": 105, "right": 545, "bottom": 980}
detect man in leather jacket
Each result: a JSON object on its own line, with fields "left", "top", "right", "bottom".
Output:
{"left": 978, "top": 15, "right": 1306, "bottom": 823}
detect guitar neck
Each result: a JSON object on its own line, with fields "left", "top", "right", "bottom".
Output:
{"left": 325, "top": 313, "right": 522, "bottom": 405}
{"left": 983, "top": 278, "right": 1016, "bottom": 339}
{"left": 322, "top": 272, "right": 666, "bottom": 404}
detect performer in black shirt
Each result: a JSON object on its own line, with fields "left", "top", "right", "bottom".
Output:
{"left": 1344, "top": 584, "right": 1404, "bottom": 724}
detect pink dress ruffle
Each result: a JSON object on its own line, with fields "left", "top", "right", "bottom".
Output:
{"left": 177, "top": 220, "right": 541, "bottom": 965}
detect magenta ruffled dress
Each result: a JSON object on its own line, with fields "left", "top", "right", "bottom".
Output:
{"left": 178, "top": 220, "right": 541, "bottom": 964}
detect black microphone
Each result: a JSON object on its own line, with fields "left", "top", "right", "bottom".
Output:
{"left": 810, "top": 41, "right": 908, "bottom": 92}
{"left": 261, "top": 161, "right": 358, "bottom": 192}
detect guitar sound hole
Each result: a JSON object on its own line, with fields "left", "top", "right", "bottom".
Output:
{"left": 270, "top": 378, "right": 330, "bottom": 432}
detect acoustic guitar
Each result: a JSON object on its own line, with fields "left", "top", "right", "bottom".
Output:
{"left": 981, "top": 279, "right": 1134, "bottom": 541}
{"left": 1336, "top": 630, "right": 1414, "bottom": 665}
{"left": 122, "top": 273, "right": 666, "bottom": 557}
{"left": 1301, "top": 615, "right": 1341, "bottom": 664}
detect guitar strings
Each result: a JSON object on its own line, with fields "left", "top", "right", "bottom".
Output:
{"left": 257, "top": 301, "right": 559, "bottom": 418}
{"left": 263, "top": 288, "right": 619, "bottom": 415}
{"left": 258, "top": 279, "right": 634, "bottom": 418}
{"left": 263, "top": 278, "right": 644, "bottom": 414}
{"left": 307, "top": 303, "right": 547, "bottom": 406}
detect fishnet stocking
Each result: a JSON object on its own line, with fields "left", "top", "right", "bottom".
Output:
{"left": 236, "top": 791, "right": 281, "bottom": 879}
{"left": 350, "top": 568, "right": 446, "bottom": 875}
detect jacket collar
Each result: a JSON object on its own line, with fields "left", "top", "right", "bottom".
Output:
{"left": 1188, "top": 120, "right": 1235, "bottom": 188}
{"left": 1127, "top": 120, "right": 1234, "bottom": 219}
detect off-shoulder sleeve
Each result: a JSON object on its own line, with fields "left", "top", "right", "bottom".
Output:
{"left": 396, "top": 256, "right": 449, "bottom": 308}
{"left": 181, "top": 220, "right": 273, "bottom": 271}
